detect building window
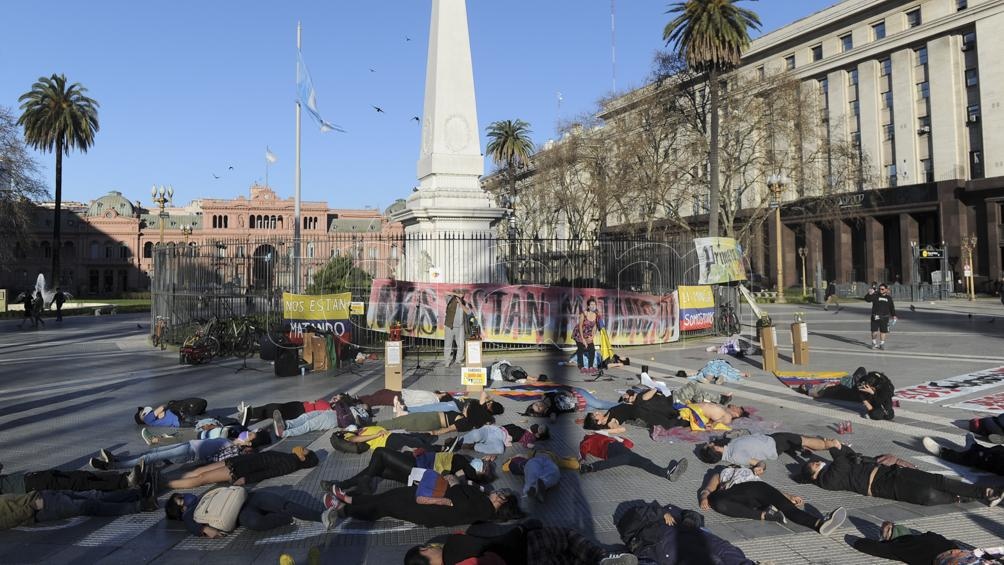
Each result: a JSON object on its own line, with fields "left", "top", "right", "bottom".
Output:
{"left": 958, "top": 0, "right": 967, "bottom": 10}
{"left": 811, "top": 45, "right": 823, "bottom": 62}
{"left": 917, "top": 81, "right": 929, "bottom": 99}
{"left": 971, "top": 150, "right": 984, "bottom": 178}
{"left": 840, "top": 34, "right": 853, "bottom": 52}
{"left": 885, "top": 164, "right": 898, "bottom": 186}
{"left": 965, "top": 68, "right": 979, "bottom": 87}
{"left": 880, "top": 58, "right": 892, "bottom": 76}
{"left": 756, "top": 66, "right": 765, "bottom": 80}
{"left": 851, "top": 131, "right": 861, "bottom": 147}
{"left": 848, "top": 69, "right": 859, "bottom": 86}
{"left": 850, "top": 100, "right": 860, "bottom": 116}
{"left": 967, "top": 103, "right": 981, "bottom": 122}
{"left": 963, "top": 31, "right": 976, "bottom": 50}
{"left": 918, "top": 115, "right": 931, "bottom": 131}
{"left": 223, "top": 216, "right": 228, "bottom": 228}
{"left": 921, "top": 159, "right": 934, "bottom": 183}
{"left": 784, "top": 55, "right": 795, "bottom": 70}
{"left": 882, "top": 91, "right": 894, "bottom": 109}
{"left": 143, "top": 242, "right": 153, "bottom": 258}
{"left": 872, "top": 22, "right": 886, "bottom": 40}
{"left": 915, "top": 46, "right": 928, "bottom": 66}
{"left": 120, "top": 245, "right": 128, "bottom": 259}
{"left": 883, "top": 124, "right": 895, "bottom": 140}
{"left": 906, "top": 8, "right": 922, "bottom": 28}
{"left": 105, "top": 244, "right": 113, "bottom": 259}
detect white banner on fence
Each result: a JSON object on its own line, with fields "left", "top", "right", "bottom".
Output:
{"left": 947, "top": 391, "right": 1004, "bottom": 413}
{"left": 894, "top": 366, "right": 1004, "bottom": 404}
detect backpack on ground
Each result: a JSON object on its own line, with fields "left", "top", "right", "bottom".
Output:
{"left": 194, "top": 486, "right": 247, "bottom": 532}
{"left": 330, "top": 431, "right": 369, "bottom": 454}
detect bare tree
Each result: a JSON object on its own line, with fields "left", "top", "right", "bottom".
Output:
{"left": 0, "top": 106, "right": 49, "bottom": 267}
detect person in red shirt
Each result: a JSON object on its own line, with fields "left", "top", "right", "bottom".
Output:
{"left": 578, "top": 434, "right": 687, "bottom": 481}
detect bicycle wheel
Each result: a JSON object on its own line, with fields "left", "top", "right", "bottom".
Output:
{"left": 726, "top": 311, "right": 741, "bottom": 335}
{"left": 234, "top": 327, "right": 254, "bottom": 358}
{"left": 201, "top": 336, "right": 221, "bottom": 359}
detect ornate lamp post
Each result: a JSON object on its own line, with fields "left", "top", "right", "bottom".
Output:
{"left": 180, "top": 223, "right": 193, "bottom": 244}
{"left": 798, "top": 247, "right": 808, "bottom": 297}
{"left": 766, "top": 174, "right": 790, "bottom": 304}
{"left": 961, "top": 234, "right": 978, "bottom": 301}
{"left": 151, "top": 185, "right": 173, "bottom": 246}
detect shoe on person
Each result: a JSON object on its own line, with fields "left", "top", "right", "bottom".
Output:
{"left": 965, "top": 433, "right": 977, "bottom": 450}
{"left": 273, "top": 410, "right": 285, "bottom": 438}
{"left": 321, "top": 506, "right": 340, "bottom": 530}
{"left": 99, "top": 449, "right": 115, "bottom": 463}
{"left": 922, "top": 437, "right": 942, "bottom": 456}
{"left": 599, "top": 554, "right": 638, "bottom": 565}
{"left": 140, "top": 481, "right": 158, "bottom": 511}
{"left": 986, "top": 488, "right": 1004, "bottom": 507}
{"left": 817, "top": 506, "right": 846, "bottom": 536}
{"left": 719, "top": 393, "right": 734, "bottom": 405}
{"left": 871, "top": 343, "right": 879, "bottom": 350}
{"left": 127, "top": 465, "right": 143, "bottom": 488}
{"left": 878, "top": 343, "right": 885, "bottom": 350}
{"left": 532, "top": 479, "right": 546, "bottom": 503}
{"left": 763, "top": 505, "right": 786, "bottom": 524}
{"left": 239, "top": 403, "right": 251, "bottom": 427}
{"left": 141, "top": 428, "right": 156, "bottom": 446}
{"left": 89, "top": 457, "right": 109, "bottom": 471}
{"left": 578, "top": 463, "right": 594, "bottom": 474}
{"left": 667, "top": 458, "right": 688, "bottom": 481}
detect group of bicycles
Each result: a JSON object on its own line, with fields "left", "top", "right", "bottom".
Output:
{"left": 173, "top": 315, "right": 264, "bottom": 364}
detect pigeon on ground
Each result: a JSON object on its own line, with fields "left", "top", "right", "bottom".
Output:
{"left": 968, "top": 313, "right": 973, "bottom": 319}
{"left": 909, "top": 304, "right": 916, "bottom": 312}
{"left": 137, "top": 324, "right": 143, "bottom": 329}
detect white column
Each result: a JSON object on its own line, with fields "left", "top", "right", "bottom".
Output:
{"left": 928, "top": 34, "right": 967, "bottom": 181}
{"left": 857, "top": 62, "right": 883, "bottom": 184}
{"left": 977, "top": 11, "right": 1004, "bottom": 177}
{"left": 891, "top": 49, "right": 919, "bottom": 185}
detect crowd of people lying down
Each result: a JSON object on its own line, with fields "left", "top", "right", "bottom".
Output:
{"left": 3, "top": 361, "right": 1003, "bottom": 565}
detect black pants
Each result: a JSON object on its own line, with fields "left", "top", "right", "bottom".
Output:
{"left": 249, "top": 401, "right": 306, "bottom": 422}
{"left": 872, "top": 467, "right": 987, "bottom": 505}
{"left": 384, "top": 433, "right": 438, "bottom": 452}
{"left": 25, "top": 470, "right": 128, "bottom": 493}
{"left": 709, "top": 481, "right": 818, "bottom": 530}
{"left": 238, "top": 491, "right": 321, "bottom": 530}
{"left": 36, "top": 489, "right": 139, "bottom": 522}
{"left": 590, "top": 442, "right": 666, "bottom": 478}
{"left": 575, "top": 342, "right": 595, "bottom": 369}
{"left": 852, "top": 532, "right": 959, "bottom": 564}
{"left": 339, "top": 448, "right": 415, "bottom": 493}
{"left": 167, "top": 398, "right": 207, "bottom": 419}
{"left": 940, "top": 444, "right": 1004, "bottom": 475}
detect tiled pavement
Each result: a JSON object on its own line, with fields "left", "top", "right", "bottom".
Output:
{"left": 1, "top": 300, "right": 1003, "bottom": 564}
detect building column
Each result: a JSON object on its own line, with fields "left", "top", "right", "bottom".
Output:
{"left": 928, "top": 34, "right": 966, "bottom": 182}
{"left": 900, "top": 213, "right": 920, "bottom": 284}
{"left": 768, "top": 217, "right": 797, "bottom": 291}
{"left": 977, "top": 12, "right": 1004, "bottom": 178}
{"left": 988, "top": 201, "right": 1002, "bottom": 281}
{"left": 857, "top": 61, "right": 883, "bottom": 183}
{"left": 833, "top": 220, "right": 853, "bottom": 283}
{"left": 804, "top": 222, "right": 823, "bottom": 289}
{"left": 891, "top": 48, "right": 919, "bottom": 186}
{"left": 864, "top": 216, "right": 886, "bottom": 283}
{"left": 938, "top": 181, "right": 969, "bottom": 265}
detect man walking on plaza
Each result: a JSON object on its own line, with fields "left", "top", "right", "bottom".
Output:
{"left": 443, "top": 290, "right": 469, "bottom": 367}
{"left": 865, "top": 283, "right": 896, "bottom": 350}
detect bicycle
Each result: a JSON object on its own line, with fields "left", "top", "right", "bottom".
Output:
{"left": 181, "top": 318, "right": 221, "bottom": 362}
{"left": 152, "top": 316, "right": 168, "bottom": 350}
{"left": 715, "top": 302, "right": 741, "bottom": 336}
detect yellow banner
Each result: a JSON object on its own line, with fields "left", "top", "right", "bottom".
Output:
{"left": 461, "top": 367, "right": 488, "bottom": 386}
{"left": 282, "top": 292, "right": 352, "bottom": 321}
{"left": 678, "top": 285, "right": 714, "bottom": 309}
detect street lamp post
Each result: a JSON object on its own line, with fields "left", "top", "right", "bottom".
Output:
{"left": 151, "top": 185, "right": 174, "bottom": 246}
{"left": 766, "top": 174, "right": 790, "bottom": 304}
{"left": 961, "top": 235, "right": 978, "bottom": 301}
{"left": 180, "top": 223, "right": 193, "bottom": 244}
{"left": 798, "top": 247, "right": 807, "bottom": 297}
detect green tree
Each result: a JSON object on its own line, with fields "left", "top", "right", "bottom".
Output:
{"left": 18, "top": 74, "right": 100, "bottom": 284}
{"left": 307, "top": 255, "right": 373, "bottom": 298}
{"left": 0, "top": 106, "right": 49, "bottom": 267}
{"left": 485, "top": 119, "right": 535, "bottom": 213}
{"left": 663, "top": 0, "right": 760, "bottom": 238}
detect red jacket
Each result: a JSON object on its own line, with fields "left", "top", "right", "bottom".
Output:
{"left": 579, "top": 433, "right": 634, "bottom": 460}
{"left": 302, "top": 398, "right": 332, "bottom": 413}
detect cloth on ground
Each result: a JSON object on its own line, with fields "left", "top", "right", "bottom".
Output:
{"left": 693, "top": 359, "right": 745, "bottom": 384}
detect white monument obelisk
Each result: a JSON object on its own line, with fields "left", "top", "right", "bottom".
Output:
{"left": 392, "top": 0, "right": 505, "bottom": 284}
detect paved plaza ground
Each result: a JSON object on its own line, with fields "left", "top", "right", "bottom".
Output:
{"left": 1, "top": 297, "right": 1003, "bottom": 564}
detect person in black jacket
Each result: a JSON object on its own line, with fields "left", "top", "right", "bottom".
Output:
{"left": 798, "top": 367, "right": 895, "bottom": 420}
{"left": 323, "top": 447, "right": 496, "bottom": 495}
{"left": 849, "top": 521, "right": 977, "bottom": 564}
{"left": 864, "top": 283, "right": 897, "bottom": 350}
{"left": 801, "top": 442, "right": 1003, "bottom": 506}
{"left": 922, "top": 433, "right": 1004, "bottom": 475}
{"left": 325, "top": 483, "right": 523, "bottom": 528}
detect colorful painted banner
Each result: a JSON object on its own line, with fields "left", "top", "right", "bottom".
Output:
{"left": 678, "top": 285, "right": 714, "bottom": 331}
{"left": 694, "top": 237, "right": 747, "bottom": 285}
{"left": 283, "top": 291, "right": 352, "bottom": 337}
{"left": 947, "top": 391, "right": 1004, "bottom": 413}
{"left": 894, "top": 366, "right": 1004, "bottom": 404}
{"left": 366, "top": 280, "right": 679, "bottom": 346}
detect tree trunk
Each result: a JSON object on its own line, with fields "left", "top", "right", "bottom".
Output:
{"left": 52, "top": 138, "right": 63, "bottom": 287}
{"left": 707, "top": 67, "right": 721, "bottom": 238}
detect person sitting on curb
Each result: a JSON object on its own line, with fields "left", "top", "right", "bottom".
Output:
{"left": 800, "top": 441, "right": 1004, "bottom": 506}
{"left": 90, "top": 432, "right": 259, "bottom": 470}
{"left": 323, "top": 446, "right": 496, "bottom": 495}
{"left": 165, "top": 489, "right": 336, "bottom": 538}
{"left": 0, "top": 463, "right": 145, "bottom": 494}
{"left": 0, "top": 486, "right": 157, "bottom": 530}
{"left": 133, "top": 397, "right": 207, "bottom": 427}
{"left": 578, "top": 433, "right": 688, "bottom": 481}
{"left": 699, "top": 463, "right": 846, "bottom": 536}
{"left": 164, "top": 447, "right": 319, "bottom": 489}
{"left": 848, "top": 520, "right": 1002, "bottom": 564}
{"left": 797, "top": 367, "right": 895, "bottom": 420}
{"left": 698, "top": 432, "right": 839, "bottom": 467}
{"left": 922, "top": 433, "right": 1004, "bottom": 475}
{"left": 615, "top": 500, "right": 754, "bottom": 565}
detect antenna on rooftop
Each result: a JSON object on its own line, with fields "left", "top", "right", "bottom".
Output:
{"left": 611, "top": 0, "right": 617, "bottom": 92}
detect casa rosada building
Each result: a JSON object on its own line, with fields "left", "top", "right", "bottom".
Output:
{"left": 6, "top": 184, "right": 404, "bottom": 297}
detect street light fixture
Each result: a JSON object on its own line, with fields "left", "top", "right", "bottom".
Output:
{"left": 766, "top": 174, "right": 790, "bottom": 304}
{"left": 798, "top": 247, "right": 808, "bottom": 297}
{"left": 151, "top": 185, "right": 174, "bottom": 246}
{"left": 961, "top": 234, "right": 978, "bottom": 301}
{"left": 180, "top": 223, "right": 193, "bottom": 243}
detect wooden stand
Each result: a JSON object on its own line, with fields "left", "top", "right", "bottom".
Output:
{"left": 385, "top": 341, "right": 403, "bottom": 391}
{"left": 791, "top": 322, "right": 809, "bottom": 366}
{"left": 758, "top": 325, "right": 778, "bottom": 373}
{"left": 463, "top": 340, "right": 484, "bottom": 393}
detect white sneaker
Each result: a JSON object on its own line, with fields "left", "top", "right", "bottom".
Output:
{"left": 600, "top": 554, "right": 638, "bottom": 565}
{"left": 921, "top": 437, "right": 942, "bottom": 456}
{"left": 321, "top": 507, "right": 340, "bottom": 530}
{"left": 817, "top": 507, "right": 846, "bottom": 536}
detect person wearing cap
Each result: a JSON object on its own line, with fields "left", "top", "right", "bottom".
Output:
{"left": 502, "top": 450, "right": 578, "bottom": 503}
{"left": 324, "top": 446, "right": 496, "bottom": 496}
{"left": 165, "top": 489, "right": 336, "bottom": 538}
{"left": 89, "top": 432, "right": 260, "bottom": 471}
{"left": 444, "top": 290, "right": 471, "bottom": 367}
{"left": 133, "top": 398, "right": 208, "bottom": 428}
{"left": 163, "top": 447, "right": 319, "bottom": 489}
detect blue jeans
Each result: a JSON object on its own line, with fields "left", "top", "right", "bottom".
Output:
{"left": 461, "top": 426, "right": 507, "bottom": 454}
{"left": 113, "top": 442, "right": 196, "bottom": 468}
{"left": 285, "top": 411, "right": 340, "bottom": 437}
{"left": 238, "top": 491, "right": 321, "bottom": 530}
{"left": 523, "top": 455, "right": 560, "bottom": 496}
{"left": 406, "top": 400, "right": 460, "bottom": 413}
{"left": 574, "top": 388, "right": 617, "bottom": 410}
{"left": 36, "top": 489, "right": 140, "bottom": 522}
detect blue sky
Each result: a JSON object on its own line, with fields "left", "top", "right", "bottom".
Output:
{"left": 0, "top": 0, "right": 836, "bottom": 212}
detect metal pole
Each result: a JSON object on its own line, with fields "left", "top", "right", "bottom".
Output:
{"left": 775, "top": 206, "right": 787, "bottom": 304}
{"left": 293, "top": 21, "right": 302, "bottom": 294}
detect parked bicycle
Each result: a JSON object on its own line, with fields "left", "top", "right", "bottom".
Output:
{"left": 715, "top": 302, "right": 741, "bottom": 336}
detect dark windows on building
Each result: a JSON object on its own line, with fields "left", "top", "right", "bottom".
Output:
{"left": 840, "top": 34, "right": 853, "bottom": 52}
{"left": 880, "top": 57, "right": 892, "bottom": 76}
{"left": 883, "top": 123, "right": 895, "bottom": 141}
{"left": 811, "top": 45, "right": 823, "bottom": 62}
{"left": 963, "top": 31, "right": 976, "bottom": 51}
{"left": 965, "top": 68, "right": 979, "bottom": 87}
{"left": 882, "top": 91, "right": 894, "bottom": 109}
{"left": 917, "top": 81, "right": 930, "bottom": 99}
{"left": 915, "top": 46, "right": 928, "bottom": 66}
{"left": 957, "top": 0, "right": 968, "bottom": 10}
{"left": 872, "top": 21, "right": 886, "bottom": 40}
{"left": 785, "top": 55, "right": 795, "bottom": 70}
{"left": 906, "top": 8, "right": 922, "bottom": 28}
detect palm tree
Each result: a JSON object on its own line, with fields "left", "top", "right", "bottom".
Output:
{"left": 18, "top": 74, "right": 100, "bottom": 285}
{"left": 485, "top": 119, "right": 534, "bottom": 216}
{"left": 663, "top": 0, "right": 760, "bottom": 237}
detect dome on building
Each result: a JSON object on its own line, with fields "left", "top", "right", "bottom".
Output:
{"left": 384, "top": 199, "right": 407, "bottom": 216}
{"left": 87, "top": 191, "right": 136, "bottom": 217}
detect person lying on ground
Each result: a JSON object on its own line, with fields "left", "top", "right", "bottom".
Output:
{"left": 0, "top": 464, "right": 145, "bottom": 494}
{"left": 324, "top": 446, "right": 496, "bottom": 495}
{"left": 405, "top": 520, "right": 638, "bottom": 565}
{"left": 698, "top": 432, "right": 839, "bottom": 467}
{"left": 848, "top": 520, "right": 1003, "bottom": 564}
{"left": 453, "top": 423, "right": 550, "bottom": 455}
{"left": 0, "top": 487, "right": 157, "bottom": 530}
{"left": 377, "top": 402, "right": 501, "bottom": 437}
{"left": 797, "top": 367, "right": 895, "bottom": 420}
{"left": 395, "top": 391, "right": 504, "bottom": 430}
{"left": 630, "top": 367, "right": 733, "bottom": 405}
{"left": 323, "top": 480, "right": 524, "bottom": 529}
{"left": 165, "top": 489, "right": 336, "bottom": 538}
{"left": 354, "top": 389, "right": 453, "bottom": 410}
{"left": 968, "top": 411, "right": 1004, "bottom": 444}
{"left": 140, "top": 416, "right": 247, "bottom": 445}
{"left": 237, "top": 396, "right": 344, "bottom": 426}
{"left": 620, "top": 389, "right": 748, "bottom": 429}
{"left": 676, "top": 360, "right": 749, "bottom": 384}
{"left": 615, "top": 500, "right": 753, "bottom": 565}
{"left": 699, "top": 464, "right": 846, "bottom": 536}
{"left": 501, "top": 452, "right": 573, "bottom": 504}
{"left": 91, "top": 432, "right": 260, "bottom": 471}
{"left": 922, "top": 433, "right": 1004, "bottom": 475}
{"left": 330, "top": 426, "right": 441, "bottom": 453}
{"left": 578, "top": 433, "right": 688, "bottom": 481}
{"left": 800, "top": 441, "right": 1004, "bottom": 506}
{"left": 164, "top": 447, "right": 319, "bottom": 489}
{"left": 134, "top": 397, "right": 208, "bottom": 427}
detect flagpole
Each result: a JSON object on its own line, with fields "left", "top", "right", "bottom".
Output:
{"left": 293, "top": 21, "right": 302, "bottom": 293}
{"left": 265, "top": 148, "right": 269, "bottom": 189}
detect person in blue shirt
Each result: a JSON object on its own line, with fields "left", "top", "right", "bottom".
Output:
{"left": 134, "top": 398, "right": 207, "bottom": 427}
{"left": 165, "top": 490, "right": 334, "bottom": 538}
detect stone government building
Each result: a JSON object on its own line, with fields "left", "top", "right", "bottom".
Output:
{"left": 5, "top": 185, "right": 403, "bottom": 297}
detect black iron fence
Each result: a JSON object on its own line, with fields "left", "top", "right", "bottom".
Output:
{"left": 151, "top": 233, "right": 729, "bottom": 353}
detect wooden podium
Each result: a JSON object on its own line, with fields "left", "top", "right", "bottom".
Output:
{"left": 758, "top": 325, "right": 778, "bottom": 373}
{"left": 385, "top": 341, "right": 403, "bottom": 391}
{"left": 790, "top": 322, "right": 809, "bottom": 366}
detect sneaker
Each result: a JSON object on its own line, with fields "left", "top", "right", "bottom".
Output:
{"left": 871, "top": 343, "right": 879, "bottom": 350}
{"left": 532, "top": 479, "right": 546, "bottom": 503}
{"left": 99, "top": 449, "right": 115, "bottom": 463}
{"left": 321, "top": 507, "right": 340, "bottom": 530}
{"left": 719, "top": 393, "right": 734, "bottom": 405}
{"left": 127, "top": 464, "right": 143, "bottom": 488}
{"left": 578, "top": 463, "right": 594, "bottom": 474}
{"left": 89, "top": 457, "right": 109, "bottom": 471}
{"left": 599, "top": 554, "right": 638, "bottom": 565}
{"left": 922, "top": 437, "right": 942, "bottom": 456}
{"left": 332, "top": 486, "right": 348, "bottom": 502}
{"left": 878, "top": 343, "right": 885, "bottom": 350}
{"left": 667, "top": 458, "right": 688, "bottom": 481}
{"left": 965, "top": 433, "right": 977, "bottom": 450}
{"left": 764, "top": 505, "right": 787, "bottom": 524}
{"left": 987, "top": 488, "right": 1004, "bottom": 508}
{"left": 323, "top": 493, "right": 338, "bottom": 510}
{"left": 239, "top": 403, "right": 251, "bottom": 427}
{"left": 141, "top": 428, "right": 155, "bottom": 446}
{"left": 273, "top": 410, "right": 285, "bottom": 438}
{"left": 817, "top": 506, "right": 847, "bottom": 536}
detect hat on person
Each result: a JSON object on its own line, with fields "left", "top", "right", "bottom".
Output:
{"left": 141, "top": 407, "right": 154, "bottom": 418}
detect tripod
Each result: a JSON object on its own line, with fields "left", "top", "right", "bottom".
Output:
{"left": 234, "top": 349, "right": 263, "bottom": 374}
{"left": 405, "top": 328, "right": 426, "bottom": 377}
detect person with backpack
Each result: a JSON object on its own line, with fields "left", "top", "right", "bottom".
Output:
{"left": 865, "top": 283, "right": 897, "bottom": 350}
{"left": 615, "top": 500, "right": 753, "bottom": 565}
{"left": 134, "top": 397, "right": 208, "bottom": 427}
{"left": 165, "top": 488, "right": 335, "bottom": 538}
